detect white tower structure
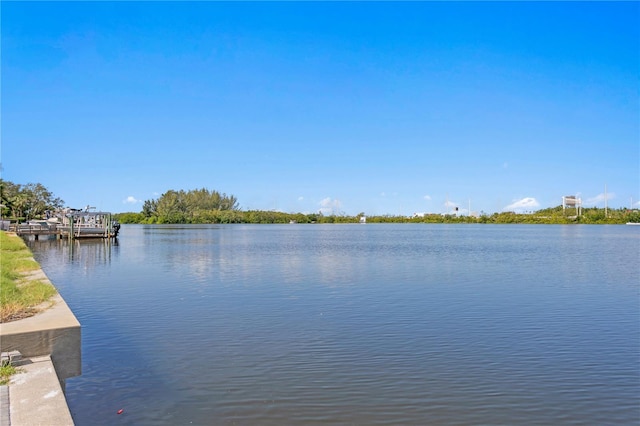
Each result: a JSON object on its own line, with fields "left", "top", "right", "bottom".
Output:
{"left": 562, "top": 195, "right": 582, "bottom": 216}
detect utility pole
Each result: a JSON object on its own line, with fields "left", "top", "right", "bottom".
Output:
{"left": 604, "top": 184, "right": 608, "bottom": 218}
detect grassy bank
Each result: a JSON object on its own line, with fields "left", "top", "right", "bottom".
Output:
{"left": 0, "top": 231, "right": 57, "bottom": 323}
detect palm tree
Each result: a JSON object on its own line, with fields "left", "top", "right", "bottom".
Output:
{"left": 10, "top": 193, "right": 29, "bottom": 220}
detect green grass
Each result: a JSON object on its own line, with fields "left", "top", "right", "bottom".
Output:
{"left": 0, "top": 363, "right": 21, "bottom": 385}
{"left": 1, "top": 231, "right": 57, "bottom": 322}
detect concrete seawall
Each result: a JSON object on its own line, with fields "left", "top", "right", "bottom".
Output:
{"left": 0, "top": 266, "right": 81, "bottom": 425}
{"left": 4, "top": 355, "right": 75, "bottom": 425}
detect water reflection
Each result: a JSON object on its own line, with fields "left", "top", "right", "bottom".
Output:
{"left": 24, "top": 224, "right": 640, "bottom": 426}
{"left": 26, "top": 237, "right": 118, "bottom": 270}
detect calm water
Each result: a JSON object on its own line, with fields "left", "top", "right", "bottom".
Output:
{"left": 26, "top": 224, "right": 639, "bottom": 425}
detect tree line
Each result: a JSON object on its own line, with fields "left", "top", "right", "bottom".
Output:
{"left": 117, "top": 204, "right": 640, "bottom": 225}
{"left": 0, "top": 180, "right": 64, "bottom": 221}
{"left": 139, "top": 188, "right": 240, "bottom": 224}
{"left": 2, "top": 179, "right": 638, "bottom": 225}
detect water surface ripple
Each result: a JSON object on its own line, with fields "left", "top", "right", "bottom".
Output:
{"left": 26, "top": 224, "right": 640, "bottom": 425}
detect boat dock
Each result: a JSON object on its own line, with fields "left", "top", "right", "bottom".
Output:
{"left": 11, "top": 223, "right": 62, "bottom": 239}
{"left": 10, "top": 209, "right": 120, "bottom": 240}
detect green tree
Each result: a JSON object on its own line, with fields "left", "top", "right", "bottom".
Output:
{"left": 115, "top": 212, "right": 145, "bottom": 223}
{"left": 0, "top": 180, "right": 63, "bottom": 220}
{"left": 154, "top": 190, "right": 187, "bottom": 223}
{"left": 141, "top": 188, "right": 240, "bottom": 224}
{"left": 142, "top": 199, "right": 157, "bottom": 218}
{"left": 22, "top": 183, "right": 64, "bottom": 219}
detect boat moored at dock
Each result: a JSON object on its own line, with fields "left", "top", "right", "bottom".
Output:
{"left": 58, "top": 208, "right": 120, "bottom": 239}
{"left": 13, "top": 207, "right": 120, "bottom": 239}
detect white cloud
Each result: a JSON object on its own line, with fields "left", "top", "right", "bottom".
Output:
{"left": 298, "top": 196, "right": 304, "bottom": 201}
{"left": 319, "top": 197, "right": 342, "bottom": 215}
{"left": 503, "top": 197, "right": 539, "bottom": 213}
{"left": 444, "top": 200, "right": 457, "bottom": 208}
{"left": 423, "top": 195, "right": 432, "bottom": 201}
{"left": 584, "top": 193, "right": 615, "bottom": 206}
{"left": 123, "top": 196, "right": 141, "bottom": 204}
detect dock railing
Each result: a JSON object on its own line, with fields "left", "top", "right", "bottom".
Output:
{"left": 12, "top": 223, "right": 60, "bottom": 236}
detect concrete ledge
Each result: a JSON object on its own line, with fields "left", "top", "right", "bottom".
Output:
{"left": 1, "top": 385, "right": 9, "bottom": 426}
{"left": 0, "top": 257, "right": 80, "bottom": 425}
{"left": 0, "top": 281, "right": 81, "bottom": 382}
{"left": 9, "top": 355, "right": 74, "bottom": 425}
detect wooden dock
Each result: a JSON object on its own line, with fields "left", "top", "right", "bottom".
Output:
{"left": 11, "top": 224, "right": 62, "bottom": 239}
{"left": 10, "top": 210, "right": 120, "bottom": 240}
{"left": 11, "top": 222, "right": 119, "bottom": 240}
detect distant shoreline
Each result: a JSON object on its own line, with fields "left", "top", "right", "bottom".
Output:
{"left": 114, "top": 206, "right": 639, "bottom": 226}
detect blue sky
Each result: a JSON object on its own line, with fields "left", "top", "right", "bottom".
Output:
{"left": 2, "top": 1, "right": 638, "bottom": 216}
